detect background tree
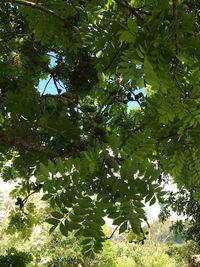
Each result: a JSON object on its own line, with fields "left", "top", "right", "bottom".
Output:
{"left": 160, "top": 185, "right": 200, "bottom": 247}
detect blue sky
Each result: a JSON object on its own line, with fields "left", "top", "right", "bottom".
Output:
{"left": 37, "top": 53, "right": 140, "bottom": 110}
{"left": 37, "top": 53, "right": 59, "bottom": 95}
{"left": 38, "top": 75, "right": 59, "bottom": 95}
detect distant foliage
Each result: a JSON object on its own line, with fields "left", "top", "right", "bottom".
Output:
{"left": 0, "top": 247, "right": 33, "bottom": 267}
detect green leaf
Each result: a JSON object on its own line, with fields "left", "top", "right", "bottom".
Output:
{"left": 55, "top": 194, "right": 62, "bottom": 208}
{"left": 49, "top": 225, "right": 57, "bottom": 234}
{"left": 39, "top": 163, "right": 49, "bottom": 178}
{"left": 130, "top": 220, "right": 141, "bottom": 235}
{"left": 60, "top": 223, "right": 68, "bottom": 237}
{"left": 113, "top": 216, "right": 125, "bottom": 225}
{"left": 43, "top": 180, "right": 55, "bottom": 193}
{"left": 78, "top": 197, "right": 92, "bottom": 209}
{"left": 81, "top": 239, "right": 92, "bottom": 247}
{"left": 127, "top": 17, "right": 138, "bottom": 33}
{"left": 41, "top": 194, "right": 52, "bottom": 201}
{"left": 136, "top": 78, "right": 144, "bottom": 88}
{"left": 145, "top": 193, "right": 153, "bottom": 203}
{"left": 73, "top": 205, "right": 86, "bottom": 215}
{"left": 149, "top": 196, "right": 156, "bottom": 206}
{"left": 48, "top": 160, "right": 56, "bottom": 175}
{"left": 60, "top": 192, "right": 71, "bottom": 207}
{"left": 84, "top": 249, "right": 95, "bottom": 258}
{"left": 46, "top": 218, "right": 60, "bottom": 225}
{"left": 144, "top": 57, "right": 159, "bottom": 87}
{"left": 119, "top": 31, "right": 135, "bottom": 43}
{"left": 69, "top": 221, "right": 81, "bottom": 230}
{"left": 56, "top": 158, "right": 65, "bottom": 174}
{"left": 119, "top": 221, "right": 127, "bottom": 234}
{"left": 70, "top": 214, "right": 83, "bottom": 223}
{"left": 136, "top": 48, "right": 144, "bottom": 59}
{"left": 51, "top": 211, "right": 63, "bottom": 219}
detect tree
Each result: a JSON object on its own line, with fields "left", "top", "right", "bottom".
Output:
{"left": 160, "top": 186, "right": 200, "bottom": 247}
{"left": 0, "top": 0, "right": 200, "bottom": 256}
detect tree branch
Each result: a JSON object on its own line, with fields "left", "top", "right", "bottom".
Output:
{"left": 1, "top": 0, "right": 69, "bottom": 25}
{"left": 105, "top": 225, "right": 119, "bottom": 240}
{"left": 0, "top": 128, "right": 87, "bottom": 158}
{"left": 115, "top": 0, "right": 150, "bottom": 19}
{"left": 0, "top": 134, "right": 60, "bottom": 157}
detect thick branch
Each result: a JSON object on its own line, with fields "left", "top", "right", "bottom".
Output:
{"left": 0, "top": 129, "right": 87, "bottom": 158}
{"left": 0, "top": 134, "right": 60, "bottom": 157}
{"left": 2, "top": 0, "right": 69, "bottom": 24}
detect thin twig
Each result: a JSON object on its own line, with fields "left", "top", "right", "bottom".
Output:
{"left": 131, "top": 89, "right": 144, "bottom": 111}
{"left": 106, "top": 225, "right": 119, "bottom": 239}
{"left": 23, "top": 185, "right": 42, "bottom": 204}
{"left": 41, "top": 76, "right": 52, "bottom": 96}
{"left": 52, "top": 76, "right": 61, "bottom": 94}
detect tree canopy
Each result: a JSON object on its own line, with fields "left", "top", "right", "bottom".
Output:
{"left": 0, "top": 0, "right": 200, "bottom": 257}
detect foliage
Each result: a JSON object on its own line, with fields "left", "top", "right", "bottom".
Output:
{"left": 40, "top": 230, "right": 117, "bottom": 267}
{"left": 0, "top": 195, "right": 198, "bottom": 267}
{"left": 166, "top": 241, "right": 199, "bottom": 266}
{"left": 0, "top": 0, "right": 200, "bottom": 254}
{"left": 160, "top": 185, "right": 200, "bottom": 247}
{"left": 0, "top": 247, "right": 33, "bottom": 267}
{"left": 7, "top": 202, "right": 41, "bottom": 239}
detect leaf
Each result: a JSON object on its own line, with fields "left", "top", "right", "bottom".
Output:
{"left": 56, "top": 158, "right": 65, "bottom": 174}
{"left": 113, "top": 216, "right": 125, "bottom": 225}
{"left": 144, "top": 57, "right": 159, "bottom": 87}
{"left": 127, "top": 17, "right": 138, "bottom": 33}
{"left": 74, "top": 227, "right": 84, "bottom": 237}
{"left": 119, "top": 221, "right": 127, "bottom": 234}
{"left": 41, "top": 194, "right": 52, "bottom": 201}
{"left": 49, "top": 225, "right": 57, "bottom": 234}
{"left": 145, "top": 193, "right": 153, "bottom": 203}
{"left": 46, "top": 218, "right": 60, "bottom": 225}
{"left": 119, "top": 31, "right": 135, "bottom": 43}
{"left": 84, "top": 249, "right": 95, "bottom": 259}
{"left": 39, "top": 163, "right": 49, "bottom": 178}
{"left": 81, "top": 238, "right": 92, "bottom": 246}
{"left": 69, "top": 221, "right": 81, "bottom": 230}
{"left": 136, "top": 48, "right": 144, "bottom": 59}
{"left": 134, "top": 206, "right": 145, "bottom": 215}
{"left": 55, "top": 194, "right": 62, "bottom": 208}
{"left": 136, "top": 78, "right": 144, "bottom": 88}
{"left": 149, "top": 196, "right": 156, "bottom": 206}
{"left": 130, "top": 219, "right": 141, "bottom": 235}
{"left": 51, "top": 211, "right": 63, "bottom": 219}
{"left": 70, "top": 214, "right": 83, "bottom": 223}
{"left": 43, "top": 179, "right": 56, "bottom": 193}
{"left": 48, "top": 160, "right": 56, "bottom": 175}
{"left": 92, "top": 216, "right": 105, "bottom": 226}
{"left": 78, "top": 197, "right": 92, "bottom": 209}
{"left": 60, "top": 223, "right": 68, "bottom": 237}
{"left": 73, "top": 206, "right": 86, "bottom": 215}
